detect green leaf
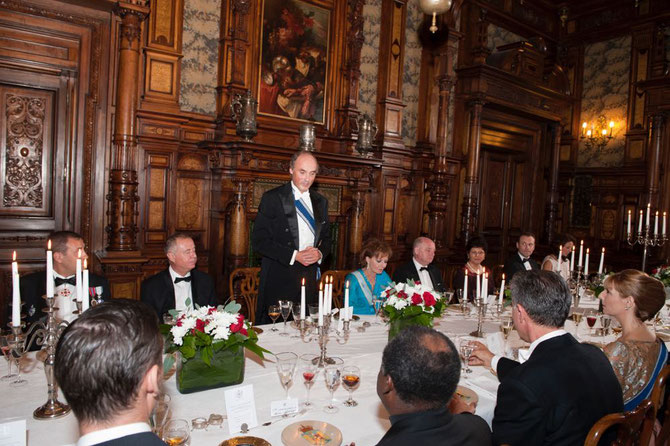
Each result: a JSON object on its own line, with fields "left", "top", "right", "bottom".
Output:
{"left": 180, "top": 344, "right": 196, "bottom": 359}
{"left": 201, "top": 346, "right": 212, "bottom": 366}
{"left": 168, "top": 309, "right": 179, "bottom": 318}
{"left": 185, "top": 297, "right": 192, "bottom": 308}
{"left": 245, "top": 342, "right": 271, "bottom": 359}
{"left": 163, "top": 353, "right": 175, "bottom": 374}
{"left": 224, "top": 300, "right": 242, "bottom": 314}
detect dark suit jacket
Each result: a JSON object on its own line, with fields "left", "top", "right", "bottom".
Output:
{"left": 503, "top": 252, "right": 540, "bottom": 281}
{"left": 94, "top": 431, "right": 166, "bottom": 445}
{"left": 140, "top": 268, "right": 217, "bottom": 320}
{"left": 376, "top": 407, "right": 491, "bottom": 446}
{"left": 392, "top": 260, "right": 446, "bottom": 293}
{"left": 492, "top": 333, "right": 623, "bottom": 446}
{"left": 453, "top": 267, "right": 496, "bottom": 302}
{"left": 251, "top": 182, "right": 331, "bottom": 324}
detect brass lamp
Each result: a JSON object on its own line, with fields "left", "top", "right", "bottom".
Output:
{"left": 580, "top": 116, "right": 615, "bottom": 151}
{"left": 419, "top": 0, "right": 453, "bottom": 33}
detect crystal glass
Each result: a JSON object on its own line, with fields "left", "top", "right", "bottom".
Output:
{"left": 0, "top": 333, "right": 17, "bottom": 382}
{"left": 8, "top": 333, "right": 26, "bottom": 387}
{"left": 274, "top": 352, "right": 298, "bottom": 400}
{"left": 586, "top": 309, "right": 598, "bottom": 336}
{"left": 459, "top": 338, "right": 474, "bottom": 374}
{"left": 600, "top": 314, "right": 612, "bottom": 335}
{"left": 323, "top": 357, "right": 343, "bottom": 413}
{"left": 162, "top": 419, "right": 190, "bottom": 446}
{"left": 300, "top": 353, "right": 318, "bottom": 408}
{"left": 341, "top": 365, "right": 360, "bottom": 407}
{"left": 291, "top": 304, "right": 302, "bottom": 339}
{"left": 571, "top": 308, "right": 584, "bottom": 327}
{"left": 150, "top": 393, "right": 171, "bottom": 436}
{"left": 308, "top": 304, "right": 319, "bottom": 323}
{"left": 268, "top": 305, "right": 280, "bottom": 332}
{"left": 93, "top": 285, "right": 104, "bottom": 306}
{"left": 278, "top": 300, "right": 293, "bottom": 336}
{"left": 500, "top": 316, "right": 514, "bottom": 340}
{"left": 372, "top": 298, "right": 384, "bottom": 325}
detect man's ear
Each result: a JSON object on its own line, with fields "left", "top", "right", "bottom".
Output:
{"left": 166, "top": 251, "right": 175, "bottom": 264}
{"left": 381, "top": 374, "right": 394, "bottom": 396}
{"left": 53, "top": 251, "right": 64, "bottom": 264}
{"left": 143, "top": 364, "right": 161, "bottom": 397}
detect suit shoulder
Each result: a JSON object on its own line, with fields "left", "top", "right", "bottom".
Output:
{"left": 142, "top": 269, "right": 169, "bottom": 286}
{"left": 21, "top": 270, "right": 47, "bottom": 282}
{"left": 192, "top": 269, "right": 214, "bottom": 283}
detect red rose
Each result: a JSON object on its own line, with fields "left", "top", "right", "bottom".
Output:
{"left": 415, "top": 280, "right": 421, "bottom": 285}
{"left": 194, "top": 319, "right": 206, "bottom": 333}
{"left": 239, "top": 327, "right": 248, "bottom": 336}
{"left": 423, "top": 291, "right": 436, "bottom": 307}
{"left": 207, "top": 307, "right": 217, "bottom": 315}
{"left": 230, "top": 314, "right": 245, "bottom": 333}
{"left": 411, "top": 293, "right": 422, "bottom": 305}
{"left": 398, "top": 290, "right": 408, "bottom": 299}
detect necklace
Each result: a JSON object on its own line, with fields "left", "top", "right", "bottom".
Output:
{"left": 466, "top": 262, "right": 483, "bottom": 274}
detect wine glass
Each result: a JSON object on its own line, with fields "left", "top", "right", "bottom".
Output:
{"left": 8, "top": 333, "right": 26, "bottom": 387}
{"left": 459, "top": 338, "right": 474, "bottom": 374}
{"left": 600, "top": 314, "right": 612, "bottom": 336}
{"left": 150, "top": 393, "right": 171, "bottom": 436}
{"left": 268, "top": 305, "right": 280, "bottom": 332}
{"left": 372, "top": 298, "right": 384, "bottom": 325}
{"left": 93, "top": 285, "right": 104, "bottom": 306}
{"left": 571, "top": 308, "right": 584, "bottom": 328}
{"left": 323, "top": 357, "right": 343, "bottom": 413}
{"left": 274, "top": 352, "right": 298, "bottom": 400}
{"left": 0, "top": 333, "right": 17, "bottom": 382}
{"left": 291, "top": 304, "right": 302, "bottom": 339}
{"left": 500, "top": 316, "right": 514, "bottom": 340}
{"left": 341, "top": 365, "right": 360, "bottom": 407}
{"left": 162, "top": 419, "right": 190, "bottom": 446}
{"left": 586, "top": 310, "right": 597, "bottom": 336}
{"left": 278, "top": 300, "right": 293, "bottom": 336}
{"left": 300, "top": 353, "right": 318, "bottom": 408}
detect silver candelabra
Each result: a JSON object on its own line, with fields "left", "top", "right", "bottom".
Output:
{"left": 627, "top": 225, "right": 667, "bottom": 272}
{"left": 297, "top": 313, "right": 351, "bottom": 368}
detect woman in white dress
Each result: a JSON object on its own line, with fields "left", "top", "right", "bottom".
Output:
{"left": 542, "top": 234, "right": 576, "bottom": 280}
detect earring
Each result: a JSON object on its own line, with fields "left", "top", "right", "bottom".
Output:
{"left": 625, "top": 305, "right": 631, "bottom": 310}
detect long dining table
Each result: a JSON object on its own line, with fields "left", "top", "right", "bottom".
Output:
{"left": 0, "top": 296, "right": 639, "bottom": 446}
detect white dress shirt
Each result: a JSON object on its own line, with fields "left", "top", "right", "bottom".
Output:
{"left": 289, "top": 182, "right": 319, "bottom": 265}
{"left": 77, "top": 422, "right": 152, "bottom": 446}
{"left": 519, "top": 252, "right": 533, "bottom": 271}
{"left": 412, "top": 258, "right": 435, "bottom": 290}
{"left": 53, "top": 271, "right": 76, "bottom": 323}
{"left": 492, "top": 329, "right": 568, "bottom": 370}
{"left": 169, "top": 266, "right": 193, "bottom": 312}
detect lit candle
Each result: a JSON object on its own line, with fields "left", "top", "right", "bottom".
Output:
{"left": 646, "top": 203, "right": 651, "bottom": 227}
{"left": 344, "top": 281, "right": 350, "bottom": 321}
{"left": 586, "top": 129, "right": 592, "bottom": 137}
{"left": 498, "top": 274, "right": 505, "bottom": 306}
{"left": 638, "top": 210, "right": 643, "bottom": 233}
{"left": 557, "top": 245, "right": 562, "bottom": 272}
{"left": 46, "top": 239, "right": 54, "bottom": 298}
{"left": 318, "top": 282, "right": 323, "bottom": 326}
{"left": 482, "top": 272, "right": 489, "bottom": 299}
{"left": 326, "top": 276, "right": 333, "bottom": 314}
{"left": 578, "top": 240, "right": 584, "bottom": 268}
{"left": 663, "top": 211, "right": 667, "bottom": 236}
{"left": 75, "top": 248, "right": 82, "bottom": 303}
{"left": 584, "top": 248, "right": 590, "bottom": 276}
{"left": 581, "top": 122, "right": 587, "bottom": 136}
{"left": 476, "top": 271, "right": 481, "bottom": 299}
{"left": 570, "top": 246, "right": 575, "bottom": 271}
{"left": 609, "top": 121, "right": 614, "bottom": 137}
{"left": 598, "top": 247, "right": 605, "bottom": 275}
{"left": 463, "top": 269, "right": 468, "bottom": 302}
{"left": 11, "top": 251, "right": 20, "bottom": 327}
{"left": 654, "top": 211, "right": 659, "bottom": 235}
{"left": 626, "top": 210, "right": 631, "bottom": 236}
{"left": 300, "top": 278, "right": 306, "bottom": 320}
{"left": 82, "top": 259, "right": 90, "bottom": 312}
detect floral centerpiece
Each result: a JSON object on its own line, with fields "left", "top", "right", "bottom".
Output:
{"left": 382, "top": 279, "right": 446, "bottom": 339}
{"left": 161, "top": 301, "right": 269, "bottom": 394}
{"left": 652, "top": 265, "right": 670, "bottom": 299}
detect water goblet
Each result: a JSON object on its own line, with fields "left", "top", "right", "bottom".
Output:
{"left": 372, "top": 298, "right": 384, "bottom": 325}
{"left": 162, "top": 419, "right": 191, "bottom": 446}
{"left": 274, "top": 352, "right": 298, "bottom": 400}
{"left": 291, "top": 304, "right": 302, "bottom": 339}
{"left": 300, "top": 353, "right": 318, "bottom": 408}
{"left": 93, "top": 285, "right": 104, "bottom": 306}
{"left": 0, "top": 333, "right": 17, "bottom": 382}
{"left": 571, "top": 308, "right": 584, "bottom": 327}
{"left": 600, "top": 314, "right": 612, "bottom": 336}
{"left": 341, "top": 365, "right": 360, "bottom": 407}
{"left": 455, "top": 289, "right": 463, "bottom": 304}
{"left": 278, "top": 300, "right": 293, "bottom": 336}
{"left": 150, "top": 393, "right": 171, "bottom": 436}
{"left": 308, "top": 304, "right": 319, "bottom": 323}
{"left": 323, "top": 357, "right": 343, "bottom": 413}
{"left": 268, "top": 305, "right": 280, "bottom": 332}
{"left": 8, "top": 333, "right": 26, "bottom": 387}
{"left": 459, "top": 338, "right": 474, "bottom": 374}
{"left": 500, "top": 316, "right": 514, "bottom": 340}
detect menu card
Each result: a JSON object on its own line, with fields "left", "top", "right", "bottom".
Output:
{"left": 224, "top": 385, "right": 258, "bottom": 433}
{"left": 0, "top": 419, "right": 26, "bottom": 446}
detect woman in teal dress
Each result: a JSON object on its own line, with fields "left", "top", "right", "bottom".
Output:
{"left": 346, "top": 238, "right": 393, "bottom": 315}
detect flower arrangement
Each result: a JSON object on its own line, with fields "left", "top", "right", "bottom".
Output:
{"left": 382, "top": 280, "right": 446, "bottom": 338}
{"left": 652, "top": 265, "right": 670, "bottom": 288}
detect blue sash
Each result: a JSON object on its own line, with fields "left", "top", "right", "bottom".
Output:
{"left": 295, "top": 198, "right": 315, "bottom": 236}
{"left": 351, "top": 270, "right": 374, "bottom": 306}
{"left": 624, "top": 340, "right": 668, "bottom": 411}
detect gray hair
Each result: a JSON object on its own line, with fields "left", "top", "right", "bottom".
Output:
{"left": 165, "top": 232, "right": 193, "bottom": 255}
{"left": 510, "top": 270, "right": 571, "bottom": 328}
{"left": 289, "top": 150, "right": 319, "bottom": 171}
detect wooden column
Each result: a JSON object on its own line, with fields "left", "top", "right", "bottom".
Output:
{"left": 645, "top": 113, "right": 665, "bottom": 207}
{"left": 544, "top": 123, "right": 562, "bottom": 245}
{"left": 460, "top": 99, "right": 484, "bottom": 243}
{"left": 347, "top": 190, "right": 365, "bottom": 268}
{"left": 107, "top": 1, "right": 149, "bottom": 251}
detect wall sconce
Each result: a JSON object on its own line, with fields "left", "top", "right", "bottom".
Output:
{"left": 419, "top": 0, "right": 453, "bottom": 33}
{"left": 559, "top": 7, "right": 569, "bottom": 28}
{"left": 580, "top": 116, "right": 614, "bottom": 151}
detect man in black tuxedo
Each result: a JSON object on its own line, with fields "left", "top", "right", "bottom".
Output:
{"left": 392, "top": 237, "right": 446, "bottom": 292}
{"left": 503, "top": 232, "right": 540, "bottom": 280}
{"left": 252, "top": 151, "right": 331, "bottom": 324}
{"left": 469, "top": 270, "right": 623, "bottom": 445}
{"left": 19, "top": 231, "right": 111, "bottom": 329}
{"left": 375, "top": 325, "right": 491, "bottom": 446}
{"left": 141, "top": 233, "right": 217, "bottom": 320}
{"left": 55, "top": 299, "right": 167, "bottom": 445}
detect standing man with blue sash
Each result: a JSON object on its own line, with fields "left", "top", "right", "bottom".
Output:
{"left": 252, "top": 151, "right": 331, "bottom": 324}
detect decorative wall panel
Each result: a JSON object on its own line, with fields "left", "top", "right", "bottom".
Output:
{"left": 401, "top": 1, "right": 422, "bottom": 147}
{"left": 358, "top": 0, "right": 382, "bottom": 119}
{"left": 488, "top": 25, "right": 523, "bottom": 52}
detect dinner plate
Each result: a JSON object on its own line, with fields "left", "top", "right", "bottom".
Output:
{"left": 455, "top": 385, "right": 479, "bottom": 405}
{"left": 281, "top": 420, "right": 342, "bottom": 446}
{"left": 219, "top": 436, "right": 271, "bottom": 446}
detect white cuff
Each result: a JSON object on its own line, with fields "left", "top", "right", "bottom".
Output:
{"left": 317, "top": 249, "right": 323, "bottom": 265}
{"left": 290, "top": 250, "right": 297, "bottom": 266}
{"left": 491, "top": 354, "right": 502, "bottom": 372}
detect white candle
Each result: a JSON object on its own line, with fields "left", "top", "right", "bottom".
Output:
{"left": 498, "top": 274, "right": 505, "bottom": 306}
{"left": 584, "top": 248, "right": 590, "bottom": 276}
{"left": 663, "top": 212, "right": 667, "bottom": 236}
{"left": 463, "top": 269, "right": 468, "bottom": 302}
{"left": 75, "top": 249, "right": 83, "bottom": 303}
{"left": 627, "top": 210, "right": 631, "bottom": 236}
{"left": 300, "top": 278, "right": 306, "bottom": 320}
{"left": 318, "top": 283, "right": 323, "bottom": 326}
{"left": 654, "top": 211, "right": 659, "bottom": 235}
{"left": 570, "top": 246, "right": 575, "bottom": 271}
{"left": 344, "top": 281, "right": 350, "bottom": 321}
{"left": 638, "top": 210, "right": 643, "bottom": 233}
{"left": 482, "top": 272, "right": 489, "bottom": 299}
{"left": 46, "top": 239, "right": 54, "bottom": 298}
{"left": 326, "top": 277, "right": 332, "bottom": 314}
{"left": 598, "top": 247, "right": 605, "bottom": 275}
{"left": 646, "top": 203, "right": 651, "bottom": 227}
{"left": 11, "top": 251, "right": 20, "bottom": 327}
{"left": 476, "top": 271, "right": 481, "bottom": 299}
{"left": 82, "top": 259, "right": 90, "bottom": 312}
{"left": 578, "top": 240, "right": 584, "bottom": 268}
{"left": 557, "top": 245, "right": 562, "bottom": 272}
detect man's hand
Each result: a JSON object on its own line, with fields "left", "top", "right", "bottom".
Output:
{"left": 295, "top": 247, "right": 321, "bottom": 266}
{"left": 469, "top": 341, "right": 495, "bottom": 369}
{"left": 448, "top": 394, "right": 476, "bottom": 414}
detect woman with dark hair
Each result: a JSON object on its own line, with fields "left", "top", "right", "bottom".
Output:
{"left": 600, "top": 269, "right": 667, "bottom": 411}
{"left": 453, "top": 236, "right": 495, "bottom": 302}
{"left": 346, "top": 238, "right": 393, "bottom": 315}
{"left": 541, "top": 234, "right": 576, "bottom": 280}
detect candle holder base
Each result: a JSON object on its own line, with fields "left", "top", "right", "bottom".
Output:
{"left": 33, "top": 399, "right": 70, "bottom": 419}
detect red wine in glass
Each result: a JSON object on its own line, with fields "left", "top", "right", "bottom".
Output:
{"left": 303, "top": 371, "right": 315, "bottom": 382}
{"left": 586, "top": 316, "right": 597, "bottom": 328}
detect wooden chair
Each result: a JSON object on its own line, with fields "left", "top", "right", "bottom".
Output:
{"left": 644, "top": 364, "right": 670, "bottom": 445}
{"left": 584, "top": 399, "right": 655, "bottom": 446}
{"left": 228, "top": 267, "right": 261, "bottom": 324}
{"left": 319, "top": 270, "right": 349, "bottom": 309}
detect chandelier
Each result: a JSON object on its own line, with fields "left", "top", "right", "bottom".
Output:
{"left": 419, "top": 0, "right": 453, "bottom": 33}
{"left": 580, "top": 116, "right": 614, "bottom": 151}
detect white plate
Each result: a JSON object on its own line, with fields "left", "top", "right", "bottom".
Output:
{"left": 281, "top": 420, "right": 342, "bottom": 446}
{"left": 455, "top": 385, "right": 479, "bottom": 405}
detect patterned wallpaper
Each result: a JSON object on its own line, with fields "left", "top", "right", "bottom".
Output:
{"left": 358, "top": 0, "right": 382, "bottom": 121}
{"left": 180, "top": 0, "right": 221, "bottom": 116}
{"left": 579, "top": 35, "right": 631, "bottom": 168}
{"left": 488, "top": 25, "right": 523, "bottom": 52}
{"left": 401, "top": 1, "right": 423, "bottom": 147}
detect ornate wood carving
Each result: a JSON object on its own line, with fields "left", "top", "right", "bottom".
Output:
{"left": 347, "top": 189, "right": 365, "bottom": 267}
{"left": 460, "top": 99, "right": 484, "bottom": 243}
{"left": 544, "top": 123, "right": 562, "bottom": 244}
{"left": 645, "top": 113, "right": 665, "bottom": 207}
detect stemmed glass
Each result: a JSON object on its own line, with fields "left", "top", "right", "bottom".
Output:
{"left": 500, "top": 316, "right": 514, "bottom": 340}
{"left": 300, "top": 353, "right": 318, "bottom": 408}
{"left": 278, "top": 300, "right": 293, "bottom": 337}
{"left": 600, "top": 314, "right": 612, "bottom": 336}
{"left": 274, "top": 352, "right": 298, "bottom": 400}
{"left": 341, "top": 365, "right": 360, "bottom": 407}
{"left": 459, "top": 338, "right": 474, "bottom": 374}
{"left": 0, "top": 333, "right": 17, "bottom": 382}
{"left": 93, "top": 285, "right": 104, "bottom": 306}
{"left": 308, "top": 304, "right": 319, "bottom": 324}
{"left": 586, "top": 309, "right": 598, "bottom": 336}
{"left": 268, "top": 305, "right": 280, "bottom": 332}
{"left": 162, "top": 419, "right": 191, "bottom": 446}
{"left": 150, "top": 393, "right": 171, "bottom": 436}
{"left": 372, "top": 298, "right": 384, "bottom": 325}
{"left": 7, "top": 334, "right": 26, "bottom": 387}
{"left": 291, "top": 304, "right": 302, "bottom": 339}
{"left": 323, "top": 357, "right": 343, "bottom": 413}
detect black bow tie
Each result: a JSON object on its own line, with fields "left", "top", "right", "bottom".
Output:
{"left": 174, "top": 276, "right": 191, "bottom": 284}
{"left": 521, "top": 258, "right": 529, "bottom": 263}
{"left": 55, "top": 276, "right": 76, "bottom": 287}
{"left": 419, "top": 267, "right": 428, "bottom": 271}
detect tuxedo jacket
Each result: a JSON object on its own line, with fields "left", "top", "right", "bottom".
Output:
{"left": 376, "top": 407, "right": 491, "bottom": 446}
{"left": 492, "top": 333, "right": 623, "bottom": 446}
{"left": 453, "top": 266, "right": 496, "bottom": 302}
{"left": 140, "top": 268, "right": 217, "bottom": 320}
{"left": 94, "top": 432, "right": 166, "bottom": 445}
{"left": 392, "top": 260, "right": 446, "bottom": 293}
{"left": 251, "top": 182, "right": 331, "bottom": 324}
{"left": 503, "top": 252, "right": 540, "bottom": 281}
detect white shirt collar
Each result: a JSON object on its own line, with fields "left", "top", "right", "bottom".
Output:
{"left": 412, "top": 258, "right": 428, "bottom": 270}
{"left": 518, "top": 252, "right": 528, "bottom": 262}
{"left": 77, "top": 422, "right": 152, "bottom": 446}
{"left": 168, "top": 266, "right": 191, "bottom": 281}
{"left": 528, "top": 329, "right": 567, "bottom": 358}
{"left": 53, "top": 270, "right": 73, "bottom": 280}
{"left": 291, "top": 182, "right": 310, "bottom": 201}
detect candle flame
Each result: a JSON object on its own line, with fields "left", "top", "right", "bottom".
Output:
{"left": 602, "top": 247, "right": 605, "bottom": 253}
{"left": 84, "top": 259, "right": 88, "bottom": 269}
{"left": 12, "top": 251, "right": 16, "bottom": 261}
{"left": 319, "top": 282, "right": 323, "bottom": 291}
{"left": 609, "top": 121, "right": 614, "bottom": 128}
{"left": 582, "top": 122, "right": 587, "bottom": 129}
{"left": 301, "top": 278, "right": 305, "bottom": 286}
{"left": 77, "top": 248, "right": 82, "bottom": 259}
{"left": 502, "top": 273, "right": 505, "bottom": 279}
{"left": 48, "top": 239, "right": 52, "bottom": 250}
{"left": 346, "top": 280, "right": 349, "bottom": 288}
{"left": 586, "top": 248, "right": 590, "bottom": 254}
{"left": 580, "top": 240, "right": 584, "bottom": 245}
{"left": 464, "top": 269, "right": 468, "bottom": 276}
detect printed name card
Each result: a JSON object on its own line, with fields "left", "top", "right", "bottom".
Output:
{"left": 224, "top": 385, "right": 258, "bottom": 433}
{"left": 0, "top": 419, "right": 26, "bottom": 446}
{"left": 270, "top": 397, "right": 299, "bottom": 417}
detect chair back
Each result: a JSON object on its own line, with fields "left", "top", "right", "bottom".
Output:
{"left": 228, "top": 267, "right": 261, "bottom": 324}
{"left": 319, "top": 270, "right": 349, "bottom": 309}
{"left": 584, "top": 399, "right": 655, "bottom": 446}
{"left": 648, "top": 364, "right": 670, "bottom": 445}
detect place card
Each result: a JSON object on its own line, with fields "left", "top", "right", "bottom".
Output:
{"left": 270, "top": 397, "right": 299, "bottom": 417}
{"left": 0, "top": 419, "right": 26, "bottom": 446}
{"left": 224, "top": 385, "right": 258, "bottom": 433}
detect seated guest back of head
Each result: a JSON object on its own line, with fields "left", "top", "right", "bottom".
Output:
{"left": 468, "top": 270, "right": 623, "bottom": 445}
{"left": 392, "top": 237, "right": 446, "bottom": 292}
{"left": 600, "top": 269, "right": 667, "bottom": 411}
{"left": 54, "top": 299, "right": 166, "bottom": 446}
{"left": 453, "top": 235, "right": 495, "bottom": 302}
{"left": 503, "top": 232, "right": 539, "bottom": 280}
{"left": 541, "top": 233, "right": 576, "bottom": 280}
{"left": 141, "top": 233, "right": 217, "bottom": 321}
{"left": 375, "top": 325, "right": 491, "bottom": 446}
{"left": 345, "top": 238, "right": 393, "bottom": 314}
